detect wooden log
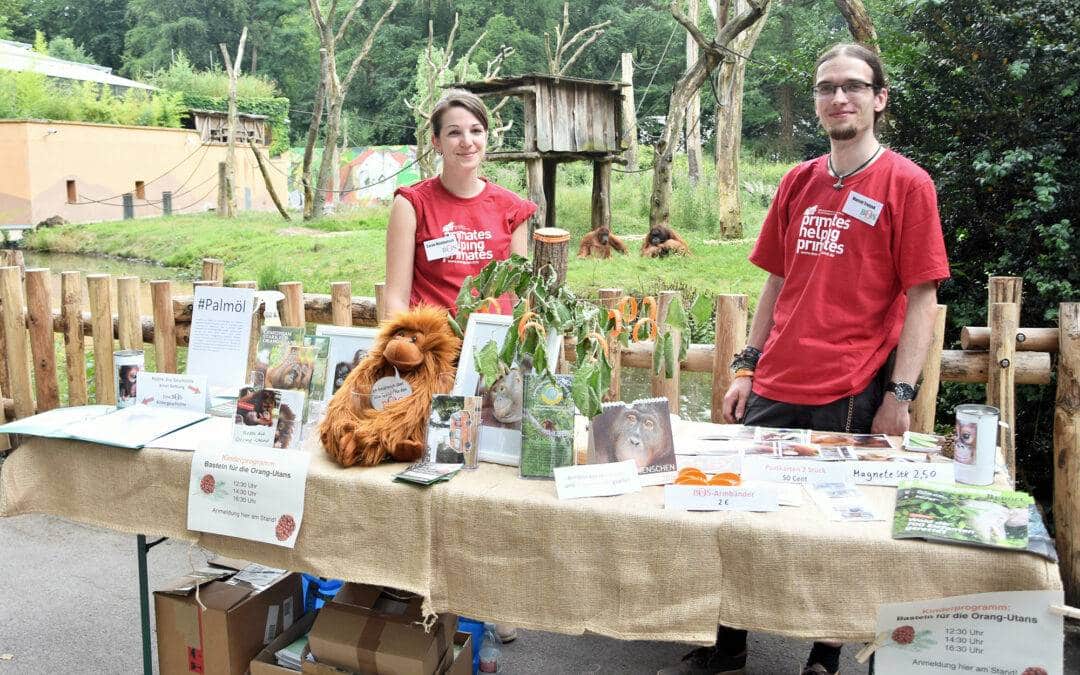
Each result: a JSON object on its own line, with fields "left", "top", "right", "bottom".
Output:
{"left": 0, "top": 250, "right": 25, "bottom": 269}
{"left": 279, "top": 281, "right": 304, "bottom": 327}
{"left": 24, "top": 269, "right": 59, "bottom": 412}
{"left": 712, "top": 294, "right": 748, "bottom": 424}
{"left": 960, "top": 326, "right": 1058, "bottom": 353}
{"left": 0, "top": 266, "right": 34, "bottom": 418}
{"left": 988, "top": 302, "right": 1019, "bottom": 484}
{"left": 1054, "top": 302, "right": 1080, "bottom": 605}
{"left": 910, "top": 304, "right": 947, "bottom": 434}
{"left": 374, "top": 282, "right": 387, "bottom": 323}
{"left": 598, "top": 288, "right": 623, "bottom": 402}
{"left": 331, "top": 282, "right": 352, "bottom": 326}
{"left": 150, "top": 281, "right": 177, "bottom": 374}
{"left": 620, "top": 52, "right": 638, "bottom": 171}
{"left": 532, "top": 228, "right": 571, "bottom": 288}
{"left": 939, "top": 349, "right": 1050, "bottom": 385}
{"left": 525, "top": 158, "right": 546, "bottom": 250}
{"left": 590, "top": 161, "right": 612, "bottom": 232}
{"left": 202, "top": 258, "right": 225, "bottom": 284}
{"left": 116, "top": 276, "right": 143, "bottom": 351}
{"left": 87, "top": 274, "right": 116, "bottom": 405}
{"left": 542, "top": 158, "right": 558, "bottom": 230}
{"left": 233, "top": 281, "right": 260, "bottom": 382}
{"left": 192, "top": 279, "right": 220, "bottom": 289}
{"left": 61, "top": 272, "right": 88, "bottom": 406}
{"left": 248, "top": 138, "right": 290, "bottom": 221}
{"left": 651, "top": 291, "right": 681, "bottom": 414}
{"left": 989, "top": 275, "right": 1023, "bottom": 307}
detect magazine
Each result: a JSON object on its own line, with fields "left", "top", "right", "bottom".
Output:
{"left": 0, "top": 405, "right": 207, "bottom": 449}
{"left": 892, "top": 480, "right": 1035, "bottom": 551}
{"left": 519, "top": 374, "right": 575, "bottom": 479}
{"left": 232, "top": 386, "right": 306, "bottom": 449}
{"left": 425, "top": 394, "right": 481, "bottom": 465}
{"left": 250, "top": 326, "right": 304, "bottom": 388}
{"left": 588, "top": 397, "right": 676, "bottom": 486}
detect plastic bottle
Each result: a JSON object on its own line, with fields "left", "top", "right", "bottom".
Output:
{"left": 478, "top": 623, "right": 501, "bottom": 673}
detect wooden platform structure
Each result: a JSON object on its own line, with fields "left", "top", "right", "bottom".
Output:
{"left": 457, "top": 74, "right": 627, "bottom": 239}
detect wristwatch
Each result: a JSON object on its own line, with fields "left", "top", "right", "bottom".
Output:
{"left": 886, "top": 381, "right": 919, "bottom": 402}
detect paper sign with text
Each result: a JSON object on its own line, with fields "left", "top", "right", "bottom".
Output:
{"left": 664, "top": 482, "right": 779, "bottom": 511}
{"left": 852, "top": 461, "right": 955, "bottom": 487}
{"left": 186, "top": 286, "right": 255, "bottom": 390}
{"left": 742, "top": 456, "right": 854, "bottom": 485}
{"left": 554, "top": 460, "right": 641, "bottom": 500}
{"left": 136, "top": 372, "right": 208, "bottom": 412}
{"left": 874, "top": 590, "right": 1063, "bottom": 674}
{"left": 187, "top": 444, "right": 311, "bottom": 548}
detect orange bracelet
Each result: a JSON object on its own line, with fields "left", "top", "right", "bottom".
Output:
{"left": 733, "top": 368, "right": 755, "bottom": 380}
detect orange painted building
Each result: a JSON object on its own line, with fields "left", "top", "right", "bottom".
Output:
{"left": 0, "top": 119, "right": 289, "bottom": 228}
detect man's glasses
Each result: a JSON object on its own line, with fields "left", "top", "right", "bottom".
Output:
{"left": 812, "top": 80, "right": 877, "bottom": 98}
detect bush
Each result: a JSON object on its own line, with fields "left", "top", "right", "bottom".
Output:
{"left": 887, "top": 0, "right": 1080, "bottom": 506}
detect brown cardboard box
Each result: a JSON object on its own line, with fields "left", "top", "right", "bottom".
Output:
{"left": 296, "top": 632, "right": 472, "bottom": 675}
{"left": 250, "top": 612, "right": 318, "bottom": 675}
{"left": 308, "top": 584, "right": 456, "bottom": 675}
{"left": 154, "top": 567, "right": 303, "bottom": 675}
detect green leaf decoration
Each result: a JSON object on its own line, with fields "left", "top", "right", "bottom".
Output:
{"left": 473, "top": 339, "right": 502, "bottom": 388}
{"left": 689, "top": 294, "right": 713, "bottom": 327}
{"left": 665, "top": 296, "right": 689, "bottom": 334}
{"left": 448, "top": 317, "right": 464, "bottom": 339}
{"left": 653, "top": 333, "right": 664, "bottom": 376}
{"left": 664, "top": 332, "right": 676, "bottom": 379}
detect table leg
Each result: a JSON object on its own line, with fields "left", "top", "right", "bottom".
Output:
{"left": 137, "top": 535, "right": 168, "bottom": 675}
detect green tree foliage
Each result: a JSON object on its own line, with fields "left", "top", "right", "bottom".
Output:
{"left": 46, "top": 36, "right": 95, "bottom": 64}
{"left": 0, "top": 0, "right": 26, "bottom": 40}
{"left": 886, "top": 0, "right": 1079, "bottom": 501}
{"left": 149, "top": 52, "right": 278, "bottom": 98}
{"left": 16, "top": 0, "right": 129, "bottom": 69}
{"left": 0, "top": 69, "right": 184, "bottom": 127}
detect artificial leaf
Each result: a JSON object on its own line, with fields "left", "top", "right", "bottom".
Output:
{"left": 665, "top": 297, "right": 689, "bottom": 334}
{"left": 652, "top": 332, "right": 664, "bottom": 375}
{"left": 689, "top": 293, "right": 713, "bottom": 328}
{"left": 664, "top": 331, "right": 676, "bottom": 379}
{"left": 473, "top": 340, "right": 502, "bottom": 389}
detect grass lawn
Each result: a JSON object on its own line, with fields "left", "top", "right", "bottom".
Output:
{"left": 24, "top": 154, "right": 793, "bottom": 309}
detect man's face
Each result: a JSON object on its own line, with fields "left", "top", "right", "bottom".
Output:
{"left": 814, "top": 55, "right": 888, "bottom": 142}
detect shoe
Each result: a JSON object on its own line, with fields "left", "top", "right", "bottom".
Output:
{"left": 656, "top": 646, "right": 746, "bottom": 675}
{"left": 801, "top": 664, "right": 838, "bottom": 675}
{"left": 494, "top": 623, "right": 518, "bottom": 642}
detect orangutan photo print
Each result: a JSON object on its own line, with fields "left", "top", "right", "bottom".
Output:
{"left": 588, "top": 397, "right": 676, "bottom": 485}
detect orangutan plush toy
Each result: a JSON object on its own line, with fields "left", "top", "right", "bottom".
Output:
{"left": 320, "top": 305, "right": 460, "bottom": 467}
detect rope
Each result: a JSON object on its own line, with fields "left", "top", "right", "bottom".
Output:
{"left": 637, "top": 24, "right": 679, "bottom": 115}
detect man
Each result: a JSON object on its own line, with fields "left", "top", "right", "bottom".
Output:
{"left": 660, "top": 43, "right": 949, "bottom": 675}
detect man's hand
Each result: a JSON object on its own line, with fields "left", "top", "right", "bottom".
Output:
{"left": 722, "top": 377, "right": 754, "bottom": 423}
{"left": 871, "top": 395, "right": 911, "bottom": 436}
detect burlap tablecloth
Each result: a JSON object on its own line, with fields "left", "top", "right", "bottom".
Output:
{"left": 0, "top": 435, "right": 1061, "bottom": 644}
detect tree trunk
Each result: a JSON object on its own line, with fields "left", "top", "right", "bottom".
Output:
{"left": 220, "top": 27, "right": 247, "bottom": 219}
{"left": 777, "top": 1, "right": 794, "bottom": 156}
{"left": 313, "top": 93, "right": 343, "bottom": 217}
{"left": 685, "top": 0, "right": 702, "bottom": 185}
{"left": 714, "top": 0, "right": 770, "bottom": 239}
{"left": 834, "top": 0, "right": 878, "bottom": 46}
{"left": 302, "top": 49, "right": 329, "bottom": 221}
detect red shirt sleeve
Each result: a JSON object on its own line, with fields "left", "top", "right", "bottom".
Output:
{"left": 893, "top": 178, "right": 951, "bottom": 289}
{"left": 504, "top": 194, "right": 538, "bottom": 234}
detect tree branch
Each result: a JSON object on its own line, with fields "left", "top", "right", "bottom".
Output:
{"left": 341, "top": 0, "right": 400, "bottom": 91}
{"left": 671, "top": 0, "right": 712, "bottom": 52}
{"left": 559, "top": 27, "right": 606, "bottom": 75}
{"left": 307, "top": 0, "right": 328, "bottom": 42}
{"left": 335, "top": 0, "right": 367, "bottom": 45}
{"left": 715, "top": 0, "right": 767, "bottom": 46}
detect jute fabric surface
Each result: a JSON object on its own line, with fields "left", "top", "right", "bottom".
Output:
{"left": 0, "top": 436, "right": 1061, "bottom": 643}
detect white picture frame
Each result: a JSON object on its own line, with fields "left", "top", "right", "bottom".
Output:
{"left": 455, "top": 312, "right": 563, "bottom": 466}
{"left": 314, "top": 325, "right": 379, "bottom": 401}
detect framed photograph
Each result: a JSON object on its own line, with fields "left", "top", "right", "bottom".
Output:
{"left": 314, "top": 325, "right": 379, "bottom": 401}
{"left": 454, "top": 312, "right": 563, "bottom": 466}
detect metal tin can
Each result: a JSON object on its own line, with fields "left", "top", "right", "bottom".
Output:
{"left": 953, "top": 404, "right": 1000, "bottom": 485}
{"left": 115, "top": 349, "right": 145, "bottom": 408}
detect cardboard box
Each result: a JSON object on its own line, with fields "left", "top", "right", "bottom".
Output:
{"left": 251, "top": 612, "right": 318, "bottom": 675}
{"left": 308, "top": 584, "right": 456, "bottom": 675}
{"left": 154, "top": 564, "right": 303, "bottom": 675}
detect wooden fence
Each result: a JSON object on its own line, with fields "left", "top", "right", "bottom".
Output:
{"left": 0, "top": 253, "right": 1077, "bottom": 603}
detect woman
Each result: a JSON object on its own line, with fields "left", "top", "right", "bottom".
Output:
{"left": 385, "top": 89, "right": 536, "bottom": 316}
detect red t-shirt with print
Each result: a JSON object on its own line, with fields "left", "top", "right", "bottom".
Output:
{"left": 394, "top": 177, "right": 536, "bottom": 314}
{"left": 749, "top": 149, "right": 950, "bottom": 405}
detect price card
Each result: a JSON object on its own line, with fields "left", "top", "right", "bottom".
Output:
{"left": 872, "top": 590, "right": 1063, "bottom": 674}
{"left": 742, "top": 456, "right": 854, "bottom": 485}
{"left": 188, "top": 444, "right": 311, "bottom": 548}
{"left": 553, "top": 460, "right": 641, "bottom": 500}
{"left": 664, "top": 482, "right": 779, "bottom": 512}
{"left": 852, "top": 461, "right": 955, "bottom": 487}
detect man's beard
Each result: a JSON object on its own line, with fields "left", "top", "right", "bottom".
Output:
{"left": 828, "top": 124, "right": 857, "bottom": 141}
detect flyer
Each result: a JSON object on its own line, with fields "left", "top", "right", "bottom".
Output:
{"left": 136, "top": 372, "right": 208, "bottom": 412}
{"left": 186, "top": 286, "right": 255, "bottom": 391}
{"left": 187, "top": 444, "right": 311, "bottom": 548}
{"left": 872, "top": 590, "right": 1063, "bottom": 674}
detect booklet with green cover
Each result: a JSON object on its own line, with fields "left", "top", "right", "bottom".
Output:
{"left": 893, "top": 480, "right": 1035, "bottom": 551}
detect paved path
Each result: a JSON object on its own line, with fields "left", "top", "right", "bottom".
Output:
{"left": 0, "top": 514, "right": 1075, "bottom": 674}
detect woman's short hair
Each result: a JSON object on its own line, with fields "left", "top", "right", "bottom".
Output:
{"left": 815, "top": 43, "right": 888, "bottom": 123}
{"left": 431, "top": 89, "right": 489, "bottom": 136}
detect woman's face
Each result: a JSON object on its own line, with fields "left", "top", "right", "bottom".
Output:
{"left": 433, "top": 105, "right": 487, "bottom": 174}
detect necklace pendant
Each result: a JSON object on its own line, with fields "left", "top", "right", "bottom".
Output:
{"left": 833, "top": 178, "right": 844, "bottom": 190}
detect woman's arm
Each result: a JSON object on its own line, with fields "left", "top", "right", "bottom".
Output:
{"left": 511, "top": 221, "right": 529, "bottom": 257}
{"left": 384, "top": 195, "right": 418, "bottom": 317}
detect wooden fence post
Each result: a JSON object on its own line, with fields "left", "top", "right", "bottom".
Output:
{"left": 87, "top": 274, "right": 116, "bottom": 405}
{"left": 651, "top": 290, "right": 682, "bottom": 414}
{"left": 24, "top": 269, "right": 59, "bottom": 412}
{"left": 202, "top": 258, "right": 225, "bottom": 285}
{"left": 150, "top": 281, "right": 177, "bottom": 374}
{"left": 1054, "top": 302, "right": 1080, "bottom": 605}
{"left": 374, "top": 282, "right": 387, "bottom": 323}
{"left": 598, "top": 288, "right": 623, "bottom": 402}
{"left": 0, "top": 266, "right": 34, "bottom": 418}
{"left": 61, "top": 272, "right": 88, "bottom": 406}
{"left": 988, "top": 302, "right": 1019, "bottom": 483}
{"left": 278, "top": 282, "right": 305, "bottom": 327}
{"left": 712, "top": 294, "right": 748, "bottom": 423}
{"left": 910, "top": 304, "right": 947, "bottom": 434}
{"left": 117, "top": 276, "right": 143, "bottom": 352}
{"left": 331, "top": 282, "right": 352, "bottom": 326}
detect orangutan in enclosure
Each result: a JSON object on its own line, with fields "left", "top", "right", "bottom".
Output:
{"left": 641, "top": 225, "right": 690, "bottom": 258}
{"left": 577, "top": 225, "right": 628, "bottom": 259}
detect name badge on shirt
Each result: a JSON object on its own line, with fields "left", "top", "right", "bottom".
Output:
{"left": 841, "top": 191, "right": 884, "bottom": 227}
{"left": 423, "top": 234, "right": 459, "bottom": 261}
